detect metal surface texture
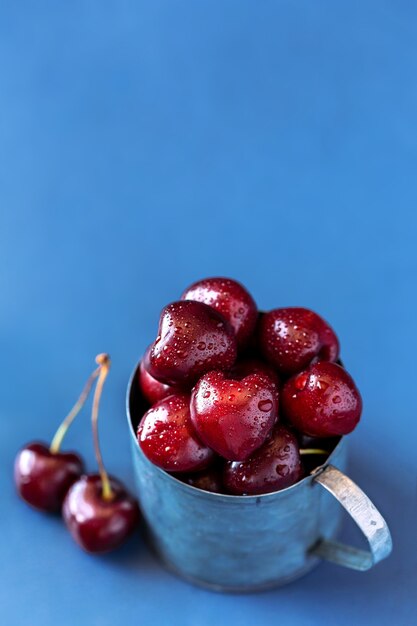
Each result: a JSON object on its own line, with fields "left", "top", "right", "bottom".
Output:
{"left": 311, "top": 465, "right": 393, "bottom": 571}
{"left": 126, "top": 363, "right": 392, "bottom": 591}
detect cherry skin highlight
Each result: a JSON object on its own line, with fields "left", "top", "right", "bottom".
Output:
{"left": 223, "top": 425, "right": 303, "bottom": 495}
{"left": 138, "top": 392, "right": 215, "bottom": 472}
{"left": 282, "top": 361, "right": 362, "bottom": 437}
{"left": 138, "top": 347, "right": 182, "bottom": 405}
{"left": 181, "top": 277, "right": 257, "bottom": 348}
{"left": 63, "top": 474, "right": 140, "bottom": 553}
{"left": 258, "top": 307, "right": 339, "bottom": 376}
{"left": 14, "top": 442, "right": 84, "bottom": 512}
{"left": 147, "top": 300, "right": 237, "bottom": 386}
{"left": 190, "top": 371, "right": 279, "bottom": 461}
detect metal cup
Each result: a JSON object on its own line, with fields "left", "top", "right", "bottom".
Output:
{"left": 126, "top": 361, "right": 392, "bottom": 591}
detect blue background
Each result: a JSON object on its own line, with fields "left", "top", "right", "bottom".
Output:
{"left": 1, "top": 2, "right": 416, "bottom": 624}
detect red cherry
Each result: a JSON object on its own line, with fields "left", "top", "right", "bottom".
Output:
{"left": 223, "top": 425, "right": 303, "bottom": 495}
{"left": 241, "top": 311, "right": 265, "bottom": 357}
{"left": 63, "top": 474, "right": 140, "bottom": 553}
{"left": 14, "top": 442, "right": 84, "bottom": 512}
{"left": 258, "top": 307, "right": 339, "bottom": 375}
{"left": 138, "top": 347, "right": 182, "bottom": 404}
{"left": 190, "top": 371, "right": 278, "bottom": 461}
{"left": 138, "top": 393, "right": 215, "bottom": 472}
{"left": 182, "top": 465, "right": 224, "bottom": 494}
{"left": 147, "top": 301, "right": 237, "bottom": 386}
{"left": 230, "top": 357, "right": 281, "bottom": 388}
{"left": 282, "top": 361, "right": 362, "bottom": 437}
{"left": 181, "top": 277, "right": 257, "bottom": 348}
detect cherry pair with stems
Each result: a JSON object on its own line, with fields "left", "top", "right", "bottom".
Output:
{"left": 14, "top": 354, "right": 140, "bottom": 554}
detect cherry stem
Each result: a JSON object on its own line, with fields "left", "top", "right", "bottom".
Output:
{"left": 49, "top": 365, "right": 101, "bottom": 454}
{"left": 299, "top": 448, "right": 328, "bottom": 456}
{"left": 91, "top": 354, "right": 113, "bottom": 502}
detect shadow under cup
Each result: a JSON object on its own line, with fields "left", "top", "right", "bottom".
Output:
{"left": 126, "top": 361, "right": 392, "bottom": 592}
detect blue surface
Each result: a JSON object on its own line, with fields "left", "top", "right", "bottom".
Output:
{"left": 0, "top": 2, "right": 416, "bottom": 624}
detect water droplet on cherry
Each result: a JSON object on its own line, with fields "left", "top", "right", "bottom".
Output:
{"left": 276, "top": 464, "right": 290, "bottom": 477}
{"left": 258, "top": 399, "right": 273, "bottom": 412}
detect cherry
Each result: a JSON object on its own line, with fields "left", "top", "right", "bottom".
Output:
{"left": 281, "top": 361, "right": 362, "bottom": 437}
{"left": 242, "top": 311, "right": 264, "bottom": 357}
{"left": 138, "top": 346, "right": 182, "bottom": 405}
{"left": 63, "top": 475, "right": 140, "bottom": 553}
{"left": 181, "top": 277, "right": 257, "bottom": 348}
{"left": 223, "top": 425, "right": 303, "bottom": 495}
{"left": 190, "top": 371, "right": 278, "bottom": 461}
{"left": 230, "top": 357, "right": 281, "bottom": 388}
{"left": 14, "top": 443, "right": 84, "bottom": 512}
{"left": 14, "top": 358, "right": 101, "bottom": 512}
{"left": 138, "top": 393, "right": 215, "bottom": 472}
{"left": 63, "top": 354, "right": 140, "bottom": 553}
{"left": 181, "top": 465, "right": 224, "bottom": 494}
{"left": 258, "top": 307, "right": 339, "bottom": 376}
{"left": 147, "top": 300, "right": 237, "bottom": 386}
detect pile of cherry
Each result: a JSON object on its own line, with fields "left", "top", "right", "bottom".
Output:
{"left": 14, "top": 277, "right": 362, "bottom": 557}
{"left": 137, "top": 277, "right": 362, "bottom": 495}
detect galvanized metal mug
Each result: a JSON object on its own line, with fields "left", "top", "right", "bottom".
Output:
{"left": 126, "top": 362, "right": 392, "bottom": 591}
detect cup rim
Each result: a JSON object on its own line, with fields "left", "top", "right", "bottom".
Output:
{"left": 126, "top": 357, "right": 345, "bottom": 500}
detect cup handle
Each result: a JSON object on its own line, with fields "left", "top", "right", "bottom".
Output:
{"left": 310, "top": 464, "right": 393, "bottom": 571}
